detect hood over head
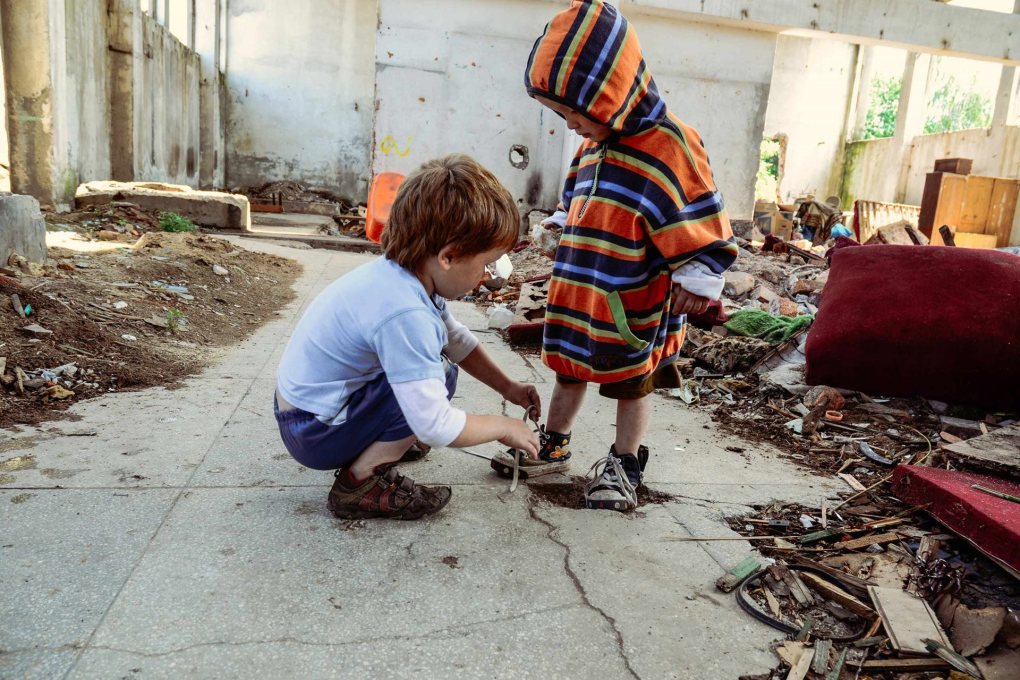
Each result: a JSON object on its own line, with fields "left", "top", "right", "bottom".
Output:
{"left": 525, "top": 0, "right": 665, "bottom": 136}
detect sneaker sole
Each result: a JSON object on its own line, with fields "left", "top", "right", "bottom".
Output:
{"left": 327, "top": 491, "right": 452, "bottom": 521}
{"left": 489, "top": 457, "right": 571, "bottom": 479}
{"left": 584, "top": 498, "right": 636, "bottom": 512}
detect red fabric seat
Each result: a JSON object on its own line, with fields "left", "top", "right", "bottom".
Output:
{"left": 805, "top": 245, "right": 1020, "bottom": 410}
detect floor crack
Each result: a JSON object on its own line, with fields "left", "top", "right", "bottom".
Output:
{"left": 527, "top": 500, "right": 641, "bottom": 680}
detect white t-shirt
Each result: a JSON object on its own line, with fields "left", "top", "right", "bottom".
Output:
{"left": 277, "top": 257, "right": 478, "bottom": 446}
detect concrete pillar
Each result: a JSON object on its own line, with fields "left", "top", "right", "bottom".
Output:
{"left": 849, "top": 45, "right": 876, "bottom": 141}
{"left": 893, "top": 52, "right": 932, "bottom": 202}
{"left": 108, "top": 0, "right": 140, "bottom": 181}
{"left": 195, "top": 0, "right": 224, "bottom": 187}
{"left": 993, "top": 0, "right": 1020, "bottom": 128}
{"left": 894, "top": 52, "right": 932, "bottom": 143}
{"left": 0, "top": 0, "right": 56, "bottom": 203}
{"left": 0, "top": 8, "right": 9, "bottom": 193}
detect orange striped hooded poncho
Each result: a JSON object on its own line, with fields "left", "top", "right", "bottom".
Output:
{"left": 526, "top": 0, "right": 737, "bottom": 384}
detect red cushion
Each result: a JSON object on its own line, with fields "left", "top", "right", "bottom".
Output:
{"left": 805, "top": 245, "right": 1020, "bottom": 410}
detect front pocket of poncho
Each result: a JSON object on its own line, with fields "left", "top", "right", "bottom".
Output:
{"left": 605, "top": 291, "right": 649, "bottom": 351}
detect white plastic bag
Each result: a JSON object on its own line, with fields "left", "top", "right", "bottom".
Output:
{"left": 487, "top": 303, "right": 514, "bottom": 330}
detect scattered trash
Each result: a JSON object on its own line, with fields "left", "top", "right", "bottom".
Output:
{"left": 212, "top": 264, "right": 229, "bottom": 276}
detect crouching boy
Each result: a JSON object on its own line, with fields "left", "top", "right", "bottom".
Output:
{"left": 275, "top": 154, "right": 540, "bottom": 519}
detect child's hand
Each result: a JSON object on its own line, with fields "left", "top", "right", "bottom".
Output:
{"left": 671, "top": 284, "right": 712, "bottom": 316}
{"left": 499, "top": 417, "right": 540, "bottom": 459}
{"left": 502, "top": 382, "right": 542, "bottom": 422}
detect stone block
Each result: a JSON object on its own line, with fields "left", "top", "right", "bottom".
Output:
{"left": 0, "top": 193, "right": 47, "bottom": 264}
{"left": 75, "top": 181, "right": 251, "bottom": 231}
{"left": 722, "top": 270, "right": 756, "bottom": 297}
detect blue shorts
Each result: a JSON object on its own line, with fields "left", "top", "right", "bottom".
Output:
{"left": 274, "top": 362, "right": 458, "bottom": 470}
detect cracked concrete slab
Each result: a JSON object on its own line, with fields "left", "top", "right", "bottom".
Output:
{"left": 1, "top": 238, "right": 843, "bottom": 678}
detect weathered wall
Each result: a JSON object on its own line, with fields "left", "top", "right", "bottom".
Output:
{"left": 1, "top": 0, "right": 217, "bottom": 205}
{"left": 0, "top": 13, "right": 7, "bottom": 193}
{"left": 225, "top": 0, "right": 378, "bottom": 201}
{"left": 764, "top": 36, "right": 858, "bottom": 205}
{"left": 839, "top": 137, "right": 904, "bottom": 210}
{"left": 135, "top": 14, "right": 201, "bottom": 187}
{"left": 373, "top": 0, "right": 773, "bottom": 216}
{"left": 53, "top": 0, "right": 111, "bottom": 200}
{"left": 903, "top": 126, "right": 1020, "bottom": 204}
{"left": 841, "top": 127, "right": 1020, "bottom": 245}
{"left": 0, "top": 9, "right": 8, "bottom": 193}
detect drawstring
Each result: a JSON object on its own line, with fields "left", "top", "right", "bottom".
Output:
{"left": 578, "top": 144, "right": 607, "bottom": 220}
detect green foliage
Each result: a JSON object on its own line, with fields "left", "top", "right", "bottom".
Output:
{"left": 165, "top": 308, "right": 187, "bottom": 332}
{"left": 861, "top": 76, "right": 901, "bottom": 140}
{"left": 861, "top": 74, "right": 993, "bottom": 140}
{"left": 159, "top": 212, "right": 197, "bottom": 233}
{"left": 755, "top": 138, "right": 782, "bottom": 201}
{"left": 923, "top": 76, "right": 992, "bottom": 134}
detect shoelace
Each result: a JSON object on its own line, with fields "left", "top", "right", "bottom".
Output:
{"left": 508, "top": 405, "right": 539, "bottom": 493}
{"left": 585, "top": 454, "right": 637, "bottom": 508}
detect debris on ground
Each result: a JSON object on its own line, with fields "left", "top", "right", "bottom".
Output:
{"left": 1, "top": 203, "right": 298, "bottom": 428}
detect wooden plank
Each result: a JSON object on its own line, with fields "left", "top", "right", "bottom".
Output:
{"left": 959, "top": 175, "right": 995, "bottom": 233}
{"left": 988, "top": 178, "right": 1020, "bottom": 248}
{"left": 837, "top": 472, "right": 867, "bottom": 491}
{"left": 812, "top": 639, "right": 832, "bottom": 675}
{"left": 848, "top": 658, "right": 952, "bottom": 671}
{"left": 953, "top": 231, "right": 998, "bottom": 249}
{"left": 763, "top": 586, "right": 782, "bottom": 617}
{"left": 930, "top": 173, "right": 967, "bottom": 243}
{"left": 716, "top": 556, "right": 762, "bottom": 593}
{"left": 786, "top": 643, "right": 814, "bottom": 680}
{"left": 799, "top": 572, "right": 876, "bottom": 617}
{"left": 868, "top": 585, "right": 952, "bottom": 654}
{"left": 943, "top": 424, "right": 1020, "bottom": 478}
{"left": 836, "top": 531, "right": 902, "bottom": 551}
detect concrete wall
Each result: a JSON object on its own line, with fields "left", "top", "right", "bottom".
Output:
{"left": 225, "top": 0, "right": 378, "bottom": 201}
{"left": 764, "top": 36, "right": 858, "bottom": 205}
{"left": 0, "top": 8, "right": 8, "bottom": 193}
{"left": 903, "top": 126, "right": 1020, "bottom": 204}
{"left": 375, "top": 0, "right": 775, "bottom": 217}
{"left": 135, "top": 14, "right": 201, "bottom": 186}
{"left": 0, "top": 0, "right": 220, "bottom": 206}
{"left": 227, "top": 0, "right": 773, "bottom": 216}
{"left": 52, "top": 0, "right": 111, "bottom": 200}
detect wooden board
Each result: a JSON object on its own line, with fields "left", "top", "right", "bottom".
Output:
{"left": 952, "top": 232, "right": 998, "bottom": 249}
{"left": 959, "top": 175, "right": 995, "bottom": 233}
{"left": 988, "top": 178, "right": 1020, "bottom": 248}
{"left": 868, "top": 586, "right": 952, "bottom": 654}
{"left": 943, "top": 424, "right": 1020, "bottom": 478}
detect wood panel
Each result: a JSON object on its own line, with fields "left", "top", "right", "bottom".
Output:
{"left": 959, "top": 176, "right": 994, "bottom": 233}
{"left": 988, "top": 178, "right": 1020, "bottom": 248}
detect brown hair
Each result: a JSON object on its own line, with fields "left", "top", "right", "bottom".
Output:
{"left": 382, "top": 154, "right": 520, "bottom": 269}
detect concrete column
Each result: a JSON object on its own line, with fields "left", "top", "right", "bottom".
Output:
{"left": 849, "top": 45, "right": 876, "bottom": 140}
{"left": 0, "top": 0, "right": 56, "bottom": 203}
{"left": 0, "top": 8, "right": 10, "bottom": 192}
{"left": 108, "top": 0, "right": 139, "bottom": 181}
{"left": 893, "top": 52, "right": 932, "bottom": 202}
{"left": 894, "top": 52, "right": 932, "bottom": 143}
{"left": 992, "top": 0, "right": 1020, "bottom": 128}
{"left": 195, "top": 0, "right": 224, "bottom": 187}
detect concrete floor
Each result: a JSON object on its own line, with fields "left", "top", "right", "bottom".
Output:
{"left": 0, "top": 238, "right": 841, "bottom": 679}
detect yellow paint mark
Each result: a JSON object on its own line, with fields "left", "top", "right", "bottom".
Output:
{"left": 380, "top": 135, "right": 412, "bottom": 157}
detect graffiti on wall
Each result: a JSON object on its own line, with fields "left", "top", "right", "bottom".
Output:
{"left": 380, "top": 135, "right": 412, "bottom": 157}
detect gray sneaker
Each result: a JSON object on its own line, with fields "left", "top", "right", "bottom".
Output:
{"left": 584, "top": 445, "right": 649, "bottom": 511}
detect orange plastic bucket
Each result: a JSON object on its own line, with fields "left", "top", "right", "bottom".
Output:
{"left": 365, "top": 172, "right": 405, "bottom": 244}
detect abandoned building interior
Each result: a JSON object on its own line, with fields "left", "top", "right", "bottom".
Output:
{"left": 2, "top": 1, "right": 1020, "bottom": 679}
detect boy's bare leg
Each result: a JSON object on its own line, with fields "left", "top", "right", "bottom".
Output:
{"left": 614, "top": 394, "right": 651, "bottom": 455}
{"left": 349, "top": 435, "right": 416, "bottom": 480}
{"left": 546, "top": 380, "right": 587, "bottom": 434}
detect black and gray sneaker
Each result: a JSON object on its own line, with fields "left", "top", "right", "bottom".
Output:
{"left": 584, "top": 445, "right": 650, "bottom": 511}
{"left": 490, "top": 426, "right": 571, "bottom": 479}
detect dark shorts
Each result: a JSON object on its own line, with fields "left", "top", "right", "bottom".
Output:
{"left": 275, "top": 362, "right": 459, "bottom": 470}
{"left": 556, "top": 360, "right": 682, "bottom": 400}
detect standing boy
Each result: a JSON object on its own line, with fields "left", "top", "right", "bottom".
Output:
{"left": 492, "top": 0, "right": 737, "bottom": 511}
{"left": 276, "top": 154, "right": 541, "bottom": 520}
